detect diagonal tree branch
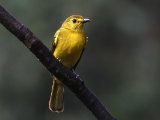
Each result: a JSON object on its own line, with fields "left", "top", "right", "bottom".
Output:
{"left": 0, "top": 5, "right": 117, "bottom": 120}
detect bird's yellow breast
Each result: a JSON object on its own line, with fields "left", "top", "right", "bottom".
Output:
{"left": 53, "top": 28, "right": 86, "bottom": 68}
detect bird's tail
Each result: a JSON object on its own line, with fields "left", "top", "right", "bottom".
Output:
{"left": 49, "top": 78, "right": 64, "bottom": 113}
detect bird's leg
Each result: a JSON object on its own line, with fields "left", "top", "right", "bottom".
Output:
{"left": 71, "top": 69, "right": 80, "bottom": 79}
{"left": 56, "top": 57, "right": 61, "bottom": 62}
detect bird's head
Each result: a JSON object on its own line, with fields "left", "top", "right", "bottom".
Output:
{"left": 61, "top": 15, "right": 90, "bottom": 31}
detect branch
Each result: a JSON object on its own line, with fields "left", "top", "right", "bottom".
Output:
{"left": 0, "top": 5, "right": 116, "bottom": 120}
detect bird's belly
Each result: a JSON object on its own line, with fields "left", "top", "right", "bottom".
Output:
{"left": 54, "top": 35, "right": 85, "bottom": 68}
{"left": 61, "top": 47, "right": 82, "bottom": 68}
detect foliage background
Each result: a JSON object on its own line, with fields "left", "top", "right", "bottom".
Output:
{"left": 0, "top": 0, "right": 160, "bottom": 120}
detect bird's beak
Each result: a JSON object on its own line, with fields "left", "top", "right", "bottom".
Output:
{"left": 83, "top": 18, "right": 91, "bottom": 23}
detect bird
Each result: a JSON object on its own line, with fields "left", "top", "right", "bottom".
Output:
{"left": 49, "top": 15, "right": 90, "bottom": 112}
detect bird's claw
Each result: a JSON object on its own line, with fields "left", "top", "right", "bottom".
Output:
{"left": 57, "top": 57, "right": 61, "bottom": 62}
{"left": 71, "top": 69, "right": 80, "bottom": 79}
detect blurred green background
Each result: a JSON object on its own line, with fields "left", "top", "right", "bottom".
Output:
{"left": 0, "top": 0, "right": 160, "bottom": 120}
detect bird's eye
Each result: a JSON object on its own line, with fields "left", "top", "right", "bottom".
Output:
{"left": 72, "top": 19, "right": 77, "bottom": 23}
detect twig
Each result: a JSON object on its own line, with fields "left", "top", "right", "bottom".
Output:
{"left": 0, "top": 5, "right": 117, "bottom": 120}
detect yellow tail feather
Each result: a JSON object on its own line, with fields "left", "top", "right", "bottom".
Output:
{"left": 49, "top": 78, "right": 64, "bottom": 112}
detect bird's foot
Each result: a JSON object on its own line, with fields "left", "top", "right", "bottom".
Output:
{"left": 71, "top": 69, "right": 80, "bottom": 79}
{"left": 56, "top": 57, "right": 61, "bottom": 62}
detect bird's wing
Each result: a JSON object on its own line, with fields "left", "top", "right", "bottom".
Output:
{"left": 50, "top": 30, "right": 60, "bottom": 52}
{"left": 73, "top": 37, "right": 88, "bottom": 70}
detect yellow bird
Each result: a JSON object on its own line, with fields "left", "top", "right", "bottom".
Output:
{"left": 49, "top": 15, "right": 90, "bottom": 112}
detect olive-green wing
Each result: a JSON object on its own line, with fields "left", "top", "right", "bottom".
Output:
{"left": 73, "top": 48, "right": 85, "bottom": 70}
{"left": 50, "top": 30, "right": 60, "bottom": 53}
{"left": 73, "top": 37, "right": 88, "bottom": 70}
